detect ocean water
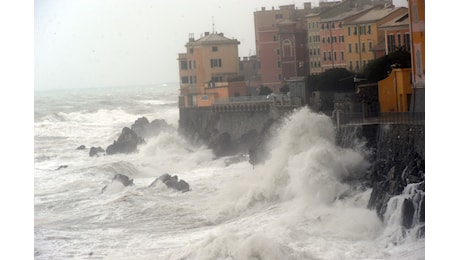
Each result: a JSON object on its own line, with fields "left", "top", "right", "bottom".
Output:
{"left": 34, "top": 84, "right": 424, "bottom": 259}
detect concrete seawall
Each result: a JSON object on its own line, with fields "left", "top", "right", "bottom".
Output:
{"left": 178, "top": 106, "right": 295, "bottom": 156}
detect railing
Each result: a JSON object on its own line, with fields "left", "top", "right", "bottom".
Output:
{"left": 213, "top": 96, "right": 271, "bottom": 104}
{"left": 213, "top": 95, "right": 302, "bottom": 107}
{"left": 332, "top": 111, "right": 425, "bottom": 127}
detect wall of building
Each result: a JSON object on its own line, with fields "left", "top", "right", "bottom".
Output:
{"left": 378, "top": 68, "right": 412, "bottom": 112}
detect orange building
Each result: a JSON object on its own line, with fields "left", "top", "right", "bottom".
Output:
{"left": 378, "top": 68, "right": 412, "bottom": 112}
{"left": 408, "top": 0, "right": 424, "bottom": 112}
{"left": 178, "top": 32, "right": 245, "bottom": 107}
{"left": 344, "top": 6, "right": 407, "bottom": 73}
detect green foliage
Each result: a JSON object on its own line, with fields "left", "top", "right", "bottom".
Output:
{"left": 258, "top": 85, "right": 273, "bottom": 95}
{"left": 306, "top": 68, "right": 355, "bottom": 91}
{"left": 364, "top": 49, "right": 411, "bottom": 82}
{"left": 280, "top": 85, "right": 290, "bottom": 94}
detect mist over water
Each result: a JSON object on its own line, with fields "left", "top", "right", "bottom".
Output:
{"left": 34, "top": 85, "right": 424, "bottom": 259}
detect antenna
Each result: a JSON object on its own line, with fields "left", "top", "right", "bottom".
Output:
{"left": 212, "top": 16, "right": 215, "bottom": 33}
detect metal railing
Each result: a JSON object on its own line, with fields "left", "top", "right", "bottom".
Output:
{"left": 332, "top": 111, "right": 425, "bottom": 127}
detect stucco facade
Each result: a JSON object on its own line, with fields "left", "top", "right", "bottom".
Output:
{"left": 178, "top": 32, "right": 243, "bottom": 107}
{"left": 378, "top": 68, "right": 412, "bottom": 112}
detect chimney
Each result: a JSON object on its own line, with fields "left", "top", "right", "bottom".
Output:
{"left": 205, "top": 32, "right": 210, "bottom": 36}
{"left": 262, "top": 7, "right": 266, "bottom": 11}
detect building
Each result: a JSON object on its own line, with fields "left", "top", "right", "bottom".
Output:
{"left": 239, "top": 55, "right": 261, "bottom": 95}
{"left": 344, "top": 5, "right": 408, "bottom": 73}
{"left": 278, "top": 19, "right": 308, "bottom": 81}
{"left": 378, "top": 68, "right": 412, "bottom": 112}
{"left": 178, "top": 32, "right": 244, "bottom": 107}
{"left": 305, "top": 12, "right": 322, "bottom": 75}
{"left": 408, "top": 0, "right": 424, "bottom": 112}
{"left": 319, "top": 0, "right": 376, "bottom": 72}
{"left": 379, "top": 12, "right": 410, "bottom": 55}
{"left": 253, "top": 3, "right": 313, "bottom": 92}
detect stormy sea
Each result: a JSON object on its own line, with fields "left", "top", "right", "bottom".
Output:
{"left": 34, "top": 84, "right": 424, "bottom": 259}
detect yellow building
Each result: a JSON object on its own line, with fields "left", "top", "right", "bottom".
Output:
{"left": 408, "top": 0, "right": 424, "bottom": 112}
{"left": 378, "top": 68, "right": 412, "bottom": 112}
{"left": 305, "top": 13, "right": 322, "bottom": 75}
{"left": 178, "top": 32, "right": 243, "bottom": 107}
{"left": 344, "top": 6, "right": 407, "bottom": 73}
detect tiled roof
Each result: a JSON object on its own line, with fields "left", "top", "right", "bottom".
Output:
{"left": 346, "top": 6, "right": 407, "bottom": 24}
{"left": 379, "top": 12, "right": 409, "bottom": 29}
{"left": 187, "top": 33, "right": 239, "bottom": 46}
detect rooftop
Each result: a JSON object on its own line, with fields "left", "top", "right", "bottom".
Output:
{"left": 186, "top": 32, "right": 239, "bottom": 46}
{"left": 346, "top": 6, "right": 407, "bottom": 24}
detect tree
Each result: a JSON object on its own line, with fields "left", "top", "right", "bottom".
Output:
{"left": 280, "top": 85, "right": 290, "bottom": 94}
{"left": 364, "top": 48, "right": 411, "bottom": 82}
{"left": 306, "top": 68, "right": 355, "bottom": 91}
{"left": 258, "top": 85, "right": 273, "bottom": 95}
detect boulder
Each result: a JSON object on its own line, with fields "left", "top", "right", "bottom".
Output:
{"left": 89, "top": 146, "right": 105, "bottom": 157}
{"left": 149, "top": 173, "right": 190, "bottom": 192}
{"left": 101, "top": 173, "right": 134, "bottom": 193}
{"left": 131, "top": 117, "right": 176, "bottom": 139}
{"left": 106, "top": 127, "right": 143, "bottom": 155}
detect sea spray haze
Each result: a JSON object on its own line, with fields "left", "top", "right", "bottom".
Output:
{"left": 34, "top": 84, "right": 424, "bottom": 259}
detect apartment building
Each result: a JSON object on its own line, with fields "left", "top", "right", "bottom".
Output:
{"left": 178, "top": 32, "right": 242, "bottom": 107}
{"left": 408, "top": 0, "right": 424, "bottom": 112}
{"left": 319, "top": 1, "right": 376, "bottom": 72}
{"left": 344, "top": 6, "right": 408, "bottom": 73}
{"left": 253, "top": 3, "right": 313, "bottom": 92}
{"left": 379, "top": 12, "right": 410, "bottom": 55}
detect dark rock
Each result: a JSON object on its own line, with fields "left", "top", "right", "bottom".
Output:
{"left": 106, "top": 127, "right": 143, "bottom": 155}
{"left": 76, "top": 145, "right": 86, "bottom": 150}
{"left": 401, "top": 198, "right": 415, "bottom": 229}
{"left": 89, "top": 146, "right": 105, "bottom": 157}
{"left": 112, "top": 173, "right": 134, "bottom": 186}
{"left": 55, "top": 165, "right": 68, "bottom": 170}
{"left": 101, "top": 173, "right": 134, "bottom": 193}
{"left": 149, "top": 173, "right": 190, "bottom": 192}
{"left": 131, "top": 117, "right": 176, "bottom": 139}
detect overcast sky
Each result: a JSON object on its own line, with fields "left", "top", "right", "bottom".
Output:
{"left": 34, "top": 0, "right": 408, "bottom": 91}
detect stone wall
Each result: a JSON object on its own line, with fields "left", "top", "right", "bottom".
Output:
{"left": 178, "top": 106, "right": 294, "bottom": 157}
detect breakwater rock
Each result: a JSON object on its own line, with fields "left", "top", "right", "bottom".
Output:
{"left": 338, "top": 124, "right": 425, "bottom": 237}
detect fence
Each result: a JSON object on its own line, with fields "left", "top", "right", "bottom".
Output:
{"left": 332, "top": 111, "right": 425, "bottom": 127}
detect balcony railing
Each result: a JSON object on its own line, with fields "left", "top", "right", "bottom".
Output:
{"left": 332, "top": 111, "right": 425, "bottom": 127}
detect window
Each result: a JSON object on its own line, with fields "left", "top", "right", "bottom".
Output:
{"left": 355, "top": 61, "right": 359, "bottom": 71}
{"left": 404, "top": 33, "right": 411, "bottom": 51}
{"left": 188, "top": 60, "right": 196, "bottom": 69}
{"left": 349, "top": 61, "right": 353, "bottom": 71}
{"left": 334, "top": 52, "right": 337, "bottom": 61}
{"left": 276, "top": 49, "right": 280, "bottom": 55}
{"left": 181, "top": 76, "right": 189, "bottom": 84}
{"left": 354, "top": 27, "right": 357, "bottom": 35}
{"left": 189, "top": 76, "right": 196, "bottom": 84}
{"left": 277, "top": 61, "right": 281, "bottom": 68}
{"left": 348, "top": 43, "right": 352, "bottom": 53}
{"left": 362, "top": 42, "right": 366, "bottom": 52}
{"left": 339, "top": 22, "right": 342, "bottom": 28}
{"left": 348, "top": 27, "right": 351, "bottom": 36}
{"left": 189, "top": 48, "right": 194, "bottom": 53}
{"left": 369, "top": 41, "right": 373, "bottom": 50}
{"left": 362, "top": 60, "right": 366, "bottom": 68}
{"left": 341, "top": 51, "right": 344, "bottom": 60}
{"left": 323, "top": 52, "right": 326, "bottom": 61}
{"left": 275, "top": 14, "right": 283, "bottom": 19}
{"left": 397, "top": 34, "right": 401, "bottom": 48}
{"left": 211, "top": 76, "right": 223, "bottom": 82}
{"left": 273, "top": 35, "right": 279, "bottom": 41}
{"left": 367, "top": 25, "right": 371, "bottom": 34}
{"left": 322, "top": 38, "right": 325, "bottom": 43}
{"left": 355, "top": 43, "right": 359, "bottom": 53}
{"left": 210, "top": 58, "right": 222, "bottom": 68}
{"left": 212, "top": 46, "right": 218, "bottom": 52}
{"left": 180, "top": 60, "right": 188, "bottom": 70}
{"left": 387, "top": 34, "right": 395, "bottom": 52}
{"left": 201, "top": 95, "right": 209, "bottom": 101}
{"left": 328, "top": 52, "right": 331, "bottom": 60}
